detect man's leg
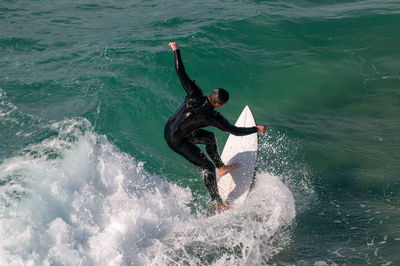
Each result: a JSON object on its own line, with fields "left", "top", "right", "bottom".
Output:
{"left": 171, "top": 138, "right": 222, "bottom": 203}
{"left": 191, "top": 130, "right": 238, "bottom": 176}
{"left": 191, "top": 129, "right": 224, "bottom": 168}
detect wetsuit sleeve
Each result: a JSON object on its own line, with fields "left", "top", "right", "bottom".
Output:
{"left": 174, "top": 49, "right": 202, "bottom": 96}
{"left": 212, "top": 112, "right": 258, "bottom": 136}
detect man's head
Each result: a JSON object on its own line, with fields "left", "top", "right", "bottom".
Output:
{"left": 209, "top": 88, "right": 229, "bottom": 108}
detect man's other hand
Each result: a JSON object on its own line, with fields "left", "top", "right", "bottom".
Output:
{"left": 256, "top": 125, "right": 267, "bottom": 133}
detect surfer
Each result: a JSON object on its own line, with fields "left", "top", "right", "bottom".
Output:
{"left": 165, "top": 42, "right": 267, "bottom": 212}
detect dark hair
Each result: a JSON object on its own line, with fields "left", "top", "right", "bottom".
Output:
{"left": 209, "top": 88, "right": 229, "bottom": 105}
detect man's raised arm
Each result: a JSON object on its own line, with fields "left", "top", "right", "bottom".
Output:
{"left": 169, "top": 42, "right": 202, "bottom": 96}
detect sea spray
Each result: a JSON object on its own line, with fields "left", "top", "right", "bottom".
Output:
{"left": 258, "top": 128, "right": 316, "bottom": 214}
{"left": 0, "top": 118, "right": 296, "bottom": 265}
{"left": 0, "top": 118, "right": 190, "bottom": 265}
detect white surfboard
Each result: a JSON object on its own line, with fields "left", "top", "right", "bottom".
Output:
{"left": 217, "top": 105, "right": 258, "bottom": 207}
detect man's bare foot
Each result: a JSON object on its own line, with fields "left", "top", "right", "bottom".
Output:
{"left": 217, "top": 164, "right": 239, "bottom": 176}
{"left": 215, "top": 202, "right": 232, "bottom": 213}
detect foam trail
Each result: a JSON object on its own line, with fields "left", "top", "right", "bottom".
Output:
{"left": 140, "top": 172, "right": 296, "bottom": 265}
{"left": 0, "top": 118, "right": 295, "bottom": 265}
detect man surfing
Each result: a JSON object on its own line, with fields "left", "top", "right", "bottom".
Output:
{"left": 164, "top": 42, "right": 267, "bottom": 212}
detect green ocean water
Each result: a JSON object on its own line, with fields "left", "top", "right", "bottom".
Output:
{"left": 1, "top": 0, "right": 400, "bottom": 265}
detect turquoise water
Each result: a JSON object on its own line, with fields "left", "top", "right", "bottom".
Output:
{"left": 1, "top": 0, "right": 400, "bottom": 264}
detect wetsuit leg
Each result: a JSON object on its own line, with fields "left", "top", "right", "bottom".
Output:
{"left": 167, "top": 138, "right": 222, "bottom": 203}
{"left": 191, "top": 129, "right": 224, "bottom": 168}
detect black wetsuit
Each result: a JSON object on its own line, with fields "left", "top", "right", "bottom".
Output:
{"left": 164, "top": 49, "right": 257, "bottom": 203}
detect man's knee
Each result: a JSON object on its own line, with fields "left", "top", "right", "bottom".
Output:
{"left": 193, "top": 130, "right": 216, "bottom": 144}
{"left": 203, "top": 131, "right": 217, "bottom": 145}
{"left": 205, "top": 130, "right": 215, "bottom": 139}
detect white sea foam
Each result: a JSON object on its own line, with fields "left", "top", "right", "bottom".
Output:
{"left": 0, "top": 118, "right": 295, "bottom": 265}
